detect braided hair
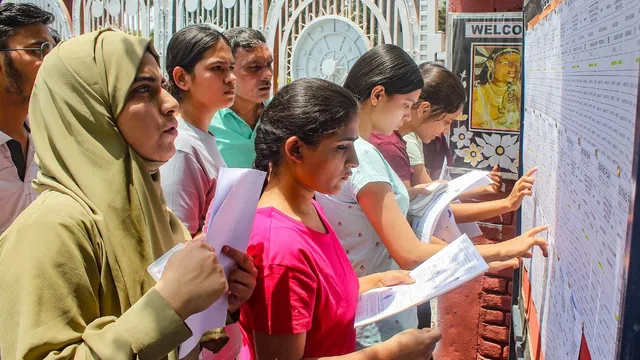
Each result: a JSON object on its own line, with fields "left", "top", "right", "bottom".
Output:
{"left": 254, "top": 78, "right": 359, "bottom": 187}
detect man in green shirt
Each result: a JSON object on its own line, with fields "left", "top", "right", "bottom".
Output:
{"left": 209, "top": 27, "right": 273, "bottom": 168}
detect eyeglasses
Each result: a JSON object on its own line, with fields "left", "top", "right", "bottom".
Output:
{"left": 0, "top": 42, "right": 55, "bottom": 60}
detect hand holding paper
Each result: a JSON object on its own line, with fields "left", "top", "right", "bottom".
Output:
{"left": 178, "top": 168, "right": 266, "bottom": 358}
{"left": 223, "top": 245, "right": 258, "bottom": 313}
{"left": 147, "top": 168, "right": 266, "bottom": 358}
{"left": 153, "top": 240, "right": 228, "bottom": 320}
{"left": 410, "top": 170, "right": 493, "bottom": 243}
{"left": 354, "top": 234, "right": 489, "bottom": 328}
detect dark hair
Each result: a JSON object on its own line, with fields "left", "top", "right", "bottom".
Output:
{"left": 254, "top": 78, "right": 359, "bottom": 176}
{"left": 165, "top": 24, "right": 231, "bottom": 100}
{"left": 0, "top": 3, "right": 54, "bottom": 49}
{"left": 417, "top": 62, "right": 466, "bottom": 121}
{"left": 343, "top": 44, "right": 423, "bottom": 102}
{"left": 223, "top": 27, "right": 266, "bottom": 55}
{"left": 49, "top": 27, "right": 61, "bottom": 44}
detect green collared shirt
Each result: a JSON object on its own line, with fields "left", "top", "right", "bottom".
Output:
{"left": 209, "top": 102, "right": 269, "bottom": 168}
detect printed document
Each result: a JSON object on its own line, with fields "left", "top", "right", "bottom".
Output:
{"left": 354, "top": 234, "right": 488, "bottom": 327}
{"left": 438, "top": 158, "right": 483, "bottom": 238}
{"left": 411, "top": 170, "right": 492, "bottom": 242}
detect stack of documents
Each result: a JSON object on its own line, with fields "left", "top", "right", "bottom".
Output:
{"left": 408, "top": 182, "right": 449, "bottom": 218}
{"left": 410, "top": 170, "right": 492, "bottom": 243}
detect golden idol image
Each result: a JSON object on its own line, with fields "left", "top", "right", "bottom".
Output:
{"left": 471, "top": 45, "right": 522, "bottom": 132}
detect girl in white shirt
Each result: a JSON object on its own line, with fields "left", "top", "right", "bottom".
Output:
{"left": 161, "top": 25, "right": 255, "bottom": 360}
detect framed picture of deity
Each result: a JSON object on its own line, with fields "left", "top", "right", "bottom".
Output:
{"left": 447, "top": 13, "right": 523, "bottom": 179}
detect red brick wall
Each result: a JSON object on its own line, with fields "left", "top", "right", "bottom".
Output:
{"left": 435, "top": 179, "right": 518, "bottom": 360}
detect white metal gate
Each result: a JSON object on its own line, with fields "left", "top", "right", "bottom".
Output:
{"left": 9, "top": 0, "right": 74, "bottom": 40}
{"left": 263, "top": 0, "right": 422, "bottom": 88}
{"left": 16, "top": 0, "right": 443, "bottom": 85}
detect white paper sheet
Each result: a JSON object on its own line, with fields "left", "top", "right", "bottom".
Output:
{"left": 179, "top": 168, "right": 266, "bottom": 358}
{"left": 410, "top": 170, "right": 492, "bottom": 242}
{"left": 432, "top": 205, "right": 462, "bottom": 243}
{"left": 438, "top": 159, "right": 484, "bottom": 238}
{"left": 354, "top": 234, "right": 489, "bottom": 327}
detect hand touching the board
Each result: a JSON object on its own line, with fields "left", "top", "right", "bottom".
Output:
{"left": 485, "top": 165, "right": 503, "bottom": 194}
{"left": 496, "top": 225, "right": 549, "bottom": 261}
{"left": 506, "top": 168, "right": 537, "bottom": 211}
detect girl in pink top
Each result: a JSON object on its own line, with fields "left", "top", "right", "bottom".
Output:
{"left": 239, "top": 78, "right": 442, "bottom": 360}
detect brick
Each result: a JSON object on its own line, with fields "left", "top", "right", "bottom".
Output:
{"left": 503, "top": 346, "right": 510, "bottom": 359}
{"left": 501, "top": 211, "right": 514, "bottom": 226}
{"left": 480, "top": 225, "right": 503, "bottom": 241}
{"left": 477, "top": 355, "right": 494, "bottom": 360}
{"left": 492, "top": 267, "right": 515, "bottom": 279}
{"left": 478, "top": 338, "right": 502, "bottom": 359}
{"left": 502, "top": 225, "right": 517, "bottom": 239}
{"left": 480, "top": 308, "right": 505, "bottom": 325}
{"left": 482, "top": 276, "right": 509, "bottom": 293}
{"left": 508, "top": 281, "right": 513, "bottom": 295}
{"left": 479, "top": 323, "right": 510, "bottom": 343}
{"left": 505, "top": 313, "right": 512, "bottom": 328}
{"left": 482, "top": 293, "right": 512, "bottom": 311}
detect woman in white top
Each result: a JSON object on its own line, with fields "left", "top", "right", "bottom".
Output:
{"left": 160, "top": 25, "right": 256, "bottom": 360}
{"left": 316, "top": 45, "right": 548, "bottom": 349}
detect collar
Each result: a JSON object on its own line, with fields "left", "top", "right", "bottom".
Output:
{"left": 0, "top": 131, "right": 10, "bottom": 146}
{"left": 219, "top": 98, "right": 272, "bottom": 119}
{"left": 0, "top": 123, "right": 31, "bottom": 146}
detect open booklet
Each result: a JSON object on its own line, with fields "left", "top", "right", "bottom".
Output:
{"left": 354, "top": 233, "right": 488, "bottom": 328}
{"left": 147, "top": 168, "right": 266, "bottom": 358}
{"left": 410, "top": 169, "right": 492, "bottom": 243}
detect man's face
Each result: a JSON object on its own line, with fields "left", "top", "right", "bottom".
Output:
{"left": 0, "top": 23, "right": 54, "bottom": 102}
{"left": 232, "top": 43, "right": 273, "bottom": 104}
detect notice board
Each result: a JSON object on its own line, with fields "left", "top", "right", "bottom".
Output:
{"left": 519, "top": 0, "right": 640, "bottom": 359}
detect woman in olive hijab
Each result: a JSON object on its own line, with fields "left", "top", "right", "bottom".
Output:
{"left": 0, "top": 29, "right": 255, "bottom": 359}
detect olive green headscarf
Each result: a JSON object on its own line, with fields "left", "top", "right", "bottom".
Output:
{"left": 28, "top": 28, "right": 190, "bottom": 307}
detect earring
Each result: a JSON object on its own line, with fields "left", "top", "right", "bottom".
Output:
{"left": 488, "top": 68, "right": 494, "bottom": 82}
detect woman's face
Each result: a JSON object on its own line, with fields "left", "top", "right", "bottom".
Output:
{"left": 116, "top": 52, "right": 180, "bottom": 162}
{"left": 414, "top": 106, "right": 464, "bottom": 143}
{"left": 373, "top": 89, "right": 421, "bottom": 135}
{"left": 294, "top": 116, "right": 360, "bottom": 195}
{"left": 177, "top": 40, "right": 236, "bottom": 112}
{"left": 493, "top": 52, "right": 521, "bottom": 84}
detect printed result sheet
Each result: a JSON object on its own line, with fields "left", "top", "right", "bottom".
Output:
{"left": 522, "top": 0, "right": 639, "bottom": 358}
{"left": 354, "top": 234, "right": 489, "bottom": 327}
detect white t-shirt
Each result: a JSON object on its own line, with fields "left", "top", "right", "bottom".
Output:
{"left": 316, "top": 138, "right": 416, "bottom": 348}
{"left": 403, "top": 132, "right": 425, "bottom": 166}
{"left": 161, "top": 119, "right": 226, "bottom": 235}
